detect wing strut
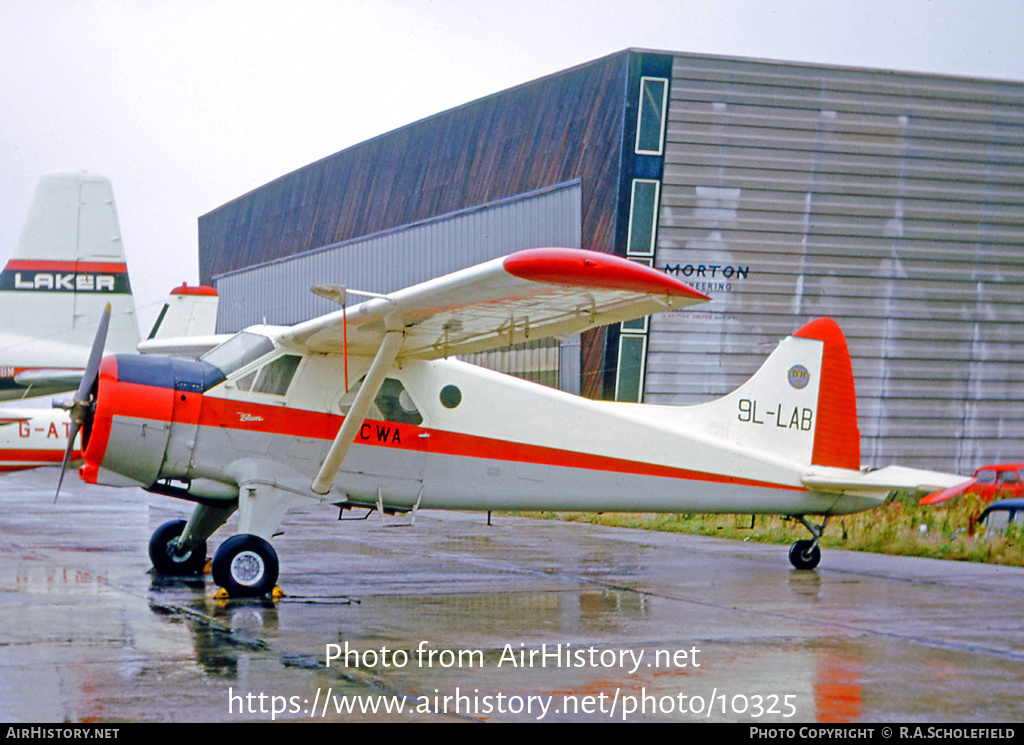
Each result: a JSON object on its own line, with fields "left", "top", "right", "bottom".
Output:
{"left": 310, "top": 330, "right": 404, "bottom": 495}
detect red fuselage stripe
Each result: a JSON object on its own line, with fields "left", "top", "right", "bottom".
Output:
{"left": 88, "top": 373, "right": 803, "bottom": 492}
{"left": 0, "top": 448, "right": 78, "bottom": 462}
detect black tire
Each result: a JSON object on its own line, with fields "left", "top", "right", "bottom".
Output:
{"left": 212, "top": 534, "right": 279, "bottom": 597}
{"left": 789, "top": 539, "right": 821, "bottom": 570}
{"left": 149, "top": 519, "right": 207, "bottom": 576}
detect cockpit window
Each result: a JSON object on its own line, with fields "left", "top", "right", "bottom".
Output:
{"left": 236, "top": 369, "right": 257, "bottom": 392}
{"left": 200, "top": 332, "right": 275, "bottom": 377}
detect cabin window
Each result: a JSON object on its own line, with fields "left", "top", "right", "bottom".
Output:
{"left": 253, "top": 354, "right": 302, "bottom": 396}
{"left": 440, "top": 385, "right": 462, "bottom": 409}
{"left": 374, "top": 378, "right": 423, "bottom": 425}
{"left": 338, "top": 377, "right": 423, "bottom": 425}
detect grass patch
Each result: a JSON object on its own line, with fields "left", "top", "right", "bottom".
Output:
{"left": 512, "top": 493, "right": 1024, "bottom": 566}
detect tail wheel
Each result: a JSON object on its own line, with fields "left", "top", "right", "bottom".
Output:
{"left": 789, "top": 539, "right": 821, "bottom": 570}
{"left": 149, "top": 519, "right": 207, "bottom": 575}
{"left": 212, "top": 534, "right": 279, "bottom": 597}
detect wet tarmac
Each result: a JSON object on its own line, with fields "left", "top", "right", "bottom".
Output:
{"left": 2, "top": 468, "right": 1023, "bottom": 723}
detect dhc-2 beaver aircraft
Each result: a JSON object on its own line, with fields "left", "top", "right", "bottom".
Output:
{"left": 55, "top": 248, "right": 964, "bottom": 596}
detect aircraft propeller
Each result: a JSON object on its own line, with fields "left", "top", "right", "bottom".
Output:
{"left": 53, "top": 303, "right": 111, "bottom": 502}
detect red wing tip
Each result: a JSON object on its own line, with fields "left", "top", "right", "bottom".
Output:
{"left": 503, "top": 248, "right": 710, "bottom": 301}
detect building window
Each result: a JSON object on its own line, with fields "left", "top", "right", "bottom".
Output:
{"left": 635, "top": 77, "right": 669, "bottom": 155}
{"left": 615, "top": 334, "right": 648, "bottom": 403}
{"left": 627, "top": 179, "right": 660, "bottom": 256}
{"left": 621, "top": 258, "right": 653, "bottom": 334}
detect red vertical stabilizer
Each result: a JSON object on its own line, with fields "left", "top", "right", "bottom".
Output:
{"left": 793, "top": 318, "right": 861, "bottom": 471}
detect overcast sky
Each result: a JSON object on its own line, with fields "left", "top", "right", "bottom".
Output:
{"left": 2, "top": 0, "right": 1022, "bottom": 331}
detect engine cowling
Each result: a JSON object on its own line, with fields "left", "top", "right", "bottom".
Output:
{"left": 80, "top": 354, "right": 223, "bottom": 487}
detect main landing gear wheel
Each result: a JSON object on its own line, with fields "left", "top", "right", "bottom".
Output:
{"left": 788, "top": 539, "right": 821, "bottom": 570}
{"left": 212, "top": 534, "right": 279, "bottom": 597}
{"left": 149, "top": 519, "right": 207, "bottom": 575}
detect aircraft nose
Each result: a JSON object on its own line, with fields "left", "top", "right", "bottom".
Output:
{"left": 78, "top": 354, "right": 206, "bottom": 488}
{"left": 77, "top": 355, "right": 123, "bottom": 484}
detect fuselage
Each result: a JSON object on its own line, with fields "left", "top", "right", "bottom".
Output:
{"left": 78, "top": 333, "right": 882, "bottom": 518}
{"left": 0, "top": 408, "right": 78, "bottom": 473}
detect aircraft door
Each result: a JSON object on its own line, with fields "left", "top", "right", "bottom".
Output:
{"left": 337, "top": 376, "right": 427, "bottom": 505}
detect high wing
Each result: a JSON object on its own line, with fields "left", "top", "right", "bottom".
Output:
{"left": 282, "top": 248, "right": 710, "bottom": 359}
{"left": 283, "top": 248, "right": 709, "bottom": 496}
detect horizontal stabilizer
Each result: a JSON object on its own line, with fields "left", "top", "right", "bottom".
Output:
{"left": 803, "top": 465, "right": 967, "bottom": 497}
{"left": 13, "top": 368, "right": 84, "bottom": 389}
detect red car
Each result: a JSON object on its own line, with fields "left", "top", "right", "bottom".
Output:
{"left": 920, "top": 463, "right": 1024, "bottom": 505}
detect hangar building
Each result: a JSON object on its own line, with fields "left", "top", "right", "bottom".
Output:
{"left": 199, "top": 49, "right": 1024, "bottom": 473}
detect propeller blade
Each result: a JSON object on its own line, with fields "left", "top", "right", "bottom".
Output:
{"left": 54, "top": 303, "right": 110, "bottom": 502}
{"left": 54, "top": 421, "right": 81, "bottom": 504}
{"left": 74, "top": 303, "right": 111, "bottom": 409}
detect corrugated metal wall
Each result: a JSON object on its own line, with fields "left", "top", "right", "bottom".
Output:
{"left": 214, "top": 182, "right": 582, "bottom": 388}
{"left": 648, "top": 55, "right": 1024, "bottom": 473}
{"left": 215, "top": 181, "right": 581, "bottom": 328}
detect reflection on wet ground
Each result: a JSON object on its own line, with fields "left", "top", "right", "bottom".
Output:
{"left": 1, "top": 469, "right": 1023, "bottom": 722}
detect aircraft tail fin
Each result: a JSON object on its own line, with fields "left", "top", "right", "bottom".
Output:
{"left": 695, "top": 319, "right": 965, "bottom": 497}
{"left": 0, "top": 172, "right": 140, "bottom": 356}
{"left": 146, "top": 283, "right": 219, "bottom": 340}
{"left": 679, "top": 317, "right": 860, "bottom": 471}
{"left": 136, "top": 283, "right": 225, "bottom": 358}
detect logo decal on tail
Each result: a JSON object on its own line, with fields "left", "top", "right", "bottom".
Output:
{"left": 787, "top": 365, "right": 810, "bottom": 389}
{"left": 1, "top": 261, "right": 131, "bottom": 293}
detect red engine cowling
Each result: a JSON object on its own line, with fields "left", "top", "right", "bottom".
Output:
{"left": 80, "top": 355, "right": 214, "bottom": 487}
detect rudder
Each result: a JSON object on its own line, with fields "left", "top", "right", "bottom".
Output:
{"left": 793, "top": 318, "right": 860, "bottom": 471}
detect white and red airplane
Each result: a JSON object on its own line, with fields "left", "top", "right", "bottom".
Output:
{"left": 0, "top": 172, "right": 219, "bottom": 473}
{"left": 57, "top": 248, "right": 965, "bottom": 596}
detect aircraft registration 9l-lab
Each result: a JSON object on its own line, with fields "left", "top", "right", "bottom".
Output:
{"left": 54, "top": 247, "right": 966, "bottom": 597}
